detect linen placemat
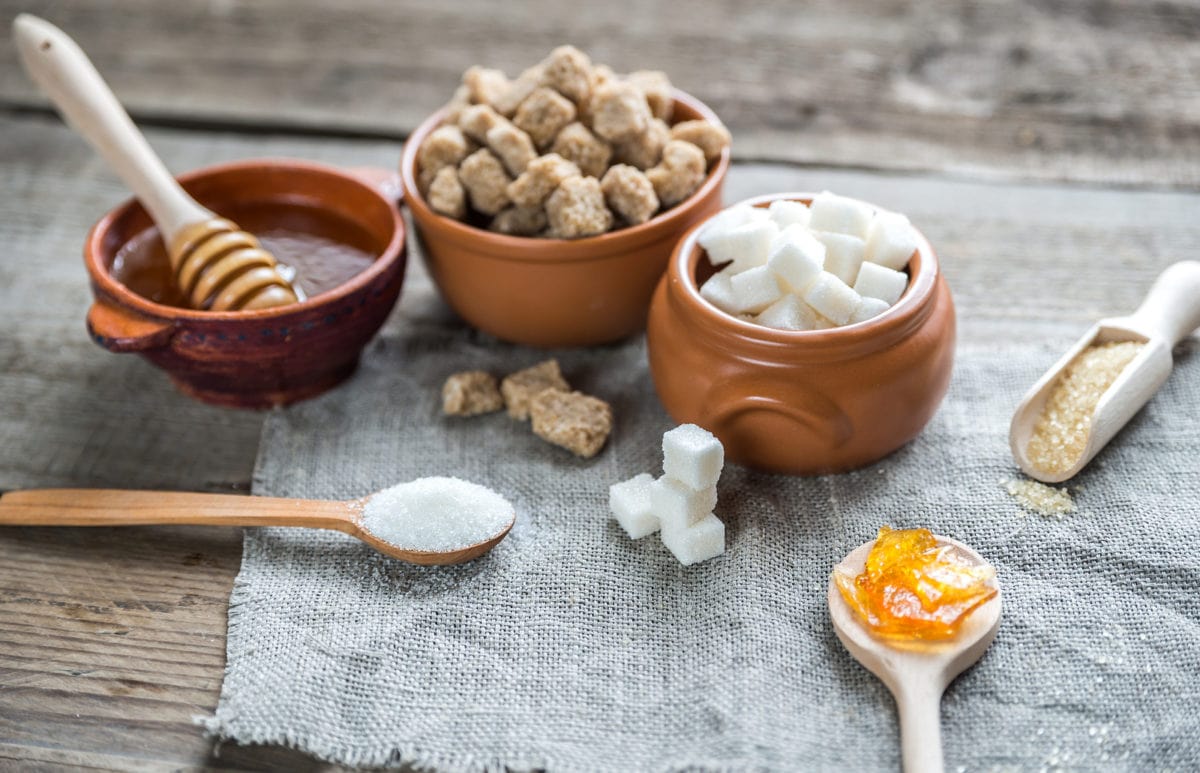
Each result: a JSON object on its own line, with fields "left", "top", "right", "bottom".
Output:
{"left": 201, "top": 293, "right": 1200, "bottom": 770}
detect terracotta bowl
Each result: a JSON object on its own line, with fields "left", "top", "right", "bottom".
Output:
{"left": 84, "top": 159, "right": 407, "bottom": 409}
{"left": 646, "top": 193, "right": 956, "bottom": 475}
{"left": 400, "top": 90, "right": 730, "bottom": 348}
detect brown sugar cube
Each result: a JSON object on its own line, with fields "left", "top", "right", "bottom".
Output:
{"left": 443, "top": 84, "right": 472, "bottom": 126}
{"left": 458, "top": 104, "right": 505, "bottom": 144}
{"left": 613, "top": 117, "right": 669, "bottom": 170}
{"left": 458, "top": 148, "right": 512, "bottom": 216}
{"left": 540, "top": 45, "right": 594, "bottom": 104}
{"left": 589, "top": 80, "right": 651, "bottom": 142}
{"left": 501, "top": 359, "right": 570, "bottom": 420}
{"left": 513, "top": 87, "right": 578, "bottom": 150}
{"left": 626, "top": 70, "right": 674, "bottom": 122}
{"left": 489, "top": 205, "right": 548, "bottom": 237}
{"left": 546, "top": 175, "right": 613, "bottom": 239}
{"left": 463, "top": 66, "right": 510, "bottom": 109}
{"left": 529, "top": 390, "right": 613, "bottom": 459}
{"left": 550, "top": 122, "right": 612, "bottom": 179}
{"left": 427, "top": 166, "right": 467, "bottom": 220}
{"left": 494, "top": 65, "right": 545, "bottom": 116}
{"left": 418, "top": 124, "right": 471, "bottom": 175}
{"left": 669, "top": 120, "right": 732, "bottom": 165}
{"left": 442, "top": 370, "right": 504, "bottom": 416}
{"left": 646, "top": 139, "right": 707, "bottom": 207}
{"left": 601, "top": 164, "right": 659, "bottom": 225}
{"left": 506, "top": 153, "right": 581, "bottom": 208}
{"left": 486, "top": 122, "right": 538, "bottom": 176}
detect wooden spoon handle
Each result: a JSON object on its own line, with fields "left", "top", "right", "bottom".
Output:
{"left": 1127, "top": 261, "right": 1200, "bottom": 346}
{"left": 894, "top": 676, "right": 945, "bottom": 773}
{"left": 0, "top": 489, "right": 358, "bottom": 533}
{"left": 11, "top": 14, "right": 209, "bottom": 238}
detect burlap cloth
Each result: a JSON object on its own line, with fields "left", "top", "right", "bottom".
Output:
{"left": 202, "top": 249, "right": 1200, "bottom": 771}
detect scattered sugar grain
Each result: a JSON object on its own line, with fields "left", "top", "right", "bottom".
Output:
{"left": 362, "top": 476, "right": 513, "bottom": 551}
{"left": 1004, "top": 478, "right": 1076, "bottom": 519}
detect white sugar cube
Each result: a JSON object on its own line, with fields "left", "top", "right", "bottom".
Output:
{"left": 699, "top": 271, "right": 739, "bottom": 315}
{"left": 803, "top": 272, "right": 862, "bottom": 326}
{"left": 767, "top": 199, "right": 812, "bottom": 229}
{"left": 864, "top": 211, "right": 918, "bottom": 271}
{"left": 755, "top": 294, "right": 818, "bottom": 331}
{"left": 814, "top": 232, "right": 866, "bottom": 286}
{"left": 700, "top": 219, "right": 777, "bottom": 271}
{"left": 730, "top": 265, "right": 783, "bottom": 314}
{"left": 698, "top": 204, "right": 766, "bottom": 246}
{"left": 662, "top": 423, "right": 724, "bottom": 490}
{"left": 650, "top": 476, "right": 717, "bottom": 531}
{"left": 853, "top": 262, "right": 908, "bottom": 305}
{"left": 768, "top": 230, "right": 825, "bottom": 292}
{"left": 661, "top": 513, "right": 725, "bottom": 566}
{"left": 809, "top": 191, "right": 873, "bottom": 238}
{"left": 814, "top": 313, "right": 838, "bottom": 329}
{"left": 849, "top": 296, "right": 891, "bottom": 324}
{"left": 609, "top": 473, "right": 660, "bottom": 539}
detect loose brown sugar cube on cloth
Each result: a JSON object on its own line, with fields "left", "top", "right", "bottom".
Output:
{"left": 500, "top": 359, "right": 570, "bottom": 420}
{"left": 529, "top": 389, "right": 613, "bottom": 458}
{"left": 441, "top": 370, "right": 503, "bottom": 416}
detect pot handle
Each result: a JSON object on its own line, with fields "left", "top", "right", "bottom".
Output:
{"left": 346, "top": 166, "right": 405, "bottom": 210}
{"left": 707, "top": 386, "right": 854, "bottom": 450}
{"left": 87, "top": 298, "right": 175, "bottom": 352}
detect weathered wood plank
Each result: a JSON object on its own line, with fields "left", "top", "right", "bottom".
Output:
{"left": 2, "top": 0, "right": 1199, "bottom": 187}
{"left": 1, "top": 114, "right": 1198, "bottom": 769}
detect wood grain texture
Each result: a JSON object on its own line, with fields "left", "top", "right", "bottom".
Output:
{"left": 2, "top": 0, "right": 1200, "bottom": 187}
{"left": 2, "top": 113, "right": 1199, "bottom": 768}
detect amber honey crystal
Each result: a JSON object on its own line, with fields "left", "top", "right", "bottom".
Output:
{"left": 1025, "top": 341, "right": 1144, "bottom": 475}
{"left": 833, "top": 526, "right": 997, "bottom": 641}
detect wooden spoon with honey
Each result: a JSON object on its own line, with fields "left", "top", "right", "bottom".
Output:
{"left": 828, "top": 534, "right": 1002, "bottom": 773}
{"left": 13, "top": 14, "right": 300, "bottom": 311}
{"left": 0, "top": 487, "right": 515, "bottom": 566}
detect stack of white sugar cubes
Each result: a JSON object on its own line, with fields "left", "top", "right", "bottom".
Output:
{"left": 696, "top": 192, "right": 920, "bottom": 330}
{"left": 609, "top": 424, "right": 725, "bottom": 566}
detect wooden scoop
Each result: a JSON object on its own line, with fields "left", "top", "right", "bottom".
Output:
{"left": 12, "top": 15, "right": 300, "bottom": 311}
{"left": 828, "top": 536, "right": 1002, "bottom": 773}
{"left": 0, "top": 489, "right": 514, "bottom": 565}
{"left": 1010, "top": 260, "right": 1200, "bottom": 483}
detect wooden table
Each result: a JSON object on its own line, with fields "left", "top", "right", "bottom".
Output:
{"left": 1, "top": 1, "right": 1198, "bottom": 769}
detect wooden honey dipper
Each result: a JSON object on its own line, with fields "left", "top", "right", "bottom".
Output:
{"left": 13, "top": 14, "right": 300, "bottom": 311}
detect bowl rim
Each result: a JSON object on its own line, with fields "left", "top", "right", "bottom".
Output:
{"left": 84, "top": 157, "right": 407, "bottom": 322}
{"left": 669, "top": 192, "right": 942, "bottom": 351}
{"left": 399, "top": 88, "right": 731, "bottom": 262}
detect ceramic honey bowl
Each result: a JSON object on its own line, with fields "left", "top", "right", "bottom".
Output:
{"left": 400, "top": 90, "right": 729, "bottom": 348}
{"left": 84, "top": 159, "right": 407, "bottom": 408}
{"left": 646, "top": 193, "right": 956, "bottom": 475}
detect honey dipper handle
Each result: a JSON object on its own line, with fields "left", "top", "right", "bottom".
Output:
{"left": 12, "top": 15, "right": 210, "bottom": 238}
{"left": 1127, "top": 261, "right": 1200, "bottom": 346}
{"left": 0, "top": 489, "right": 359, "bottom": 534}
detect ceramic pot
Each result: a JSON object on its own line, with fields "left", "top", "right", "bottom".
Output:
{"left": 400, "top": 90, "right": 729, "bottom": 348}
{"left": 84, "top": 159, "right": 406, "bottom": 408}
{"left": 646, "top": 193, "right": 956, "bottom": 475}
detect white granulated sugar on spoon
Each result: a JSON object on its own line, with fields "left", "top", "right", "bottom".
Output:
{"left": 360, "top": 476, "right": 515, "bottom": 552}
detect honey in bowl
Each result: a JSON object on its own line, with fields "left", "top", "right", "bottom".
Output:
{"left": 111, "top": 201, "right": 381, "bottom": 308}
{"left": 833, "top": 526, "right": 997, "bottom": 641}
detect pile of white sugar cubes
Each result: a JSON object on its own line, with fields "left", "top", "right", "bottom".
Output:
{"left": 609, "top": 424, "right": 725, "bottom": 566}
{"left": 697, "top": 192, "right": 920, "bottom": 329}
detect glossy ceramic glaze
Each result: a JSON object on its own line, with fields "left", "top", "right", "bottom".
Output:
{"left": 400, "top": 90, "right": 729, "bottom": 348}
{"left": 84, "top": 160, "right": 407, "bottom": 408}
{"left": 646, "top": 193, "right": 956, "bottom": 475}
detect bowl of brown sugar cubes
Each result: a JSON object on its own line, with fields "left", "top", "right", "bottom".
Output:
{"left": 400, "top": 46, "right": 731, "bottom": 347}
{"left": 646, "top": 193, "right": 957, "bottom": 475}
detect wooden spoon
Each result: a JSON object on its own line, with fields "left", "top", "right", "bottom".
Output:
{"left": 12, "top": 14, "right": 300, "bottom": 311}
{"left": 1009, "top": 260, "right": 1200, "bottom": 483}
{"left": 0, "top": 489, "right": 514, "bottom": 566}
{"left": 828, "top": 535, "right": 1002, "bottom": 773}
